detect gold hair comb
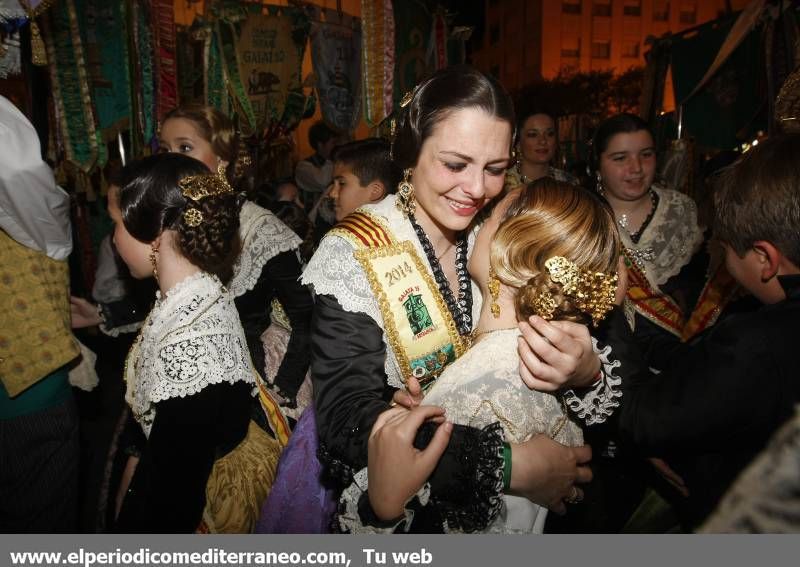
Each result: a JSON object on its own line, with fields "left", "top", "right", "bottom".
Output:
{"left": 178, "top": 167, "right": 234, "bottom": 227}
{"left": 531, "top": 256, "right": 618, "bottom": 326}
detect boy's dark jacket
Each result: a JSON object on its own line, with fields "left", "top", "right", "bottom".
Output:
{"left": 613, "top": 275, "right": 800, "bottom": 527}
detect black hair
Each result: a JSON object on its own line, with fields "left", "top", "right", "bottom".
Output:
{"left": 308, "top": 121, "right": 338, "bottom": 152}
{"left": 331, "top": 138, "right": 401, "bottom": 194}
{"left": 391, "top": 65, "right": 516, "bottom": 170}
{"left": 590, "top": 113, "right": 653, "bottom": 174}
{"left": 118, "top": 153, "right": 242, "bottom": 284}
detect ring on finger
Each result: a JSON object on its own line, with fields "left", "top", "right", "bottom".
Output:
{"left": 564, "top": 486, "right": 579, "bottom": 504}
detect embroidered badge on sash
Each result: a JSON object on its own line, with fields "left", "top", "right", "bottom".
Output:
{"left": 331, "top": 211, "right": 466, "bottom": 388}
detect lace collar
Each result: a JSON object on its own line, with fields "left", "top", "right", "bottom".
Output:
{"left": 124, "top": 271, "right": 255, "bottom": 437}
{"left": 228, "top": 201, "right": 302, "bottom": 298}
{"left": 620, "top": 184, "right": 703, "bottom": 288}
{"left": 302, "top": 195, "right": 483, "bottom": 389}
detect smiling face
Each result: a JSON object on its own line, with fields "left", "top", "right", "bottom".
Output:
{"left": 519, "top": 113, "right": 557, "bottom": 166}
{"left": 598, "top": 129, "right": 656, "bottom": 202}
{"left": 158, "top": 117, "right": 222, "bottom": 172}
{"left": 411, "top": 107, "right": 512, "bottom": 234}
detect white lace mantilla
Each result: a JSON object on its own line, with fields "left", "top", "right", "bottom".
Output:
{"left": 301, "top": 195, "right": 482, "bottom": 389}
{"left": 124, "top": 272, "right": 255, "bottom": 438}
{"left": 622, "top": 185, "right": 703, "bottom": 288}
{"left": 228, "top": 201, "right": 302, "bottom": 298}
{"left": 563, "top": 337, "right": 623, "bottom": 426}
{"left": 423, "top": 328, "right": 583, "bottom": 447}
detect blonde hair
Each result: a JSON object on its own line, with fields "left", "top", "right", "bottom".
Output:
{"left": 491, "top": 178, "right": 621, "bottom": 323}
{"left": 163, "top": 105, "right": 249, "bottom": 184}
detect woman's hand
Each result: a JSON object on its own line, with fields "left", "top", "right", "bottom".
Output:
{"left": 367, "top": 405, "right": 453, "bottom": 521}
{"left": 509, "top": 435, "right": 593, "bottom": 516}
{"left": 391, "top": 376, "right": 423, "bottom": 409}
{"left": 70, "top": 296, "right": 103, "bottom": 329}
{"left": 517, "top": 316, "right": 601, "bottom": 392}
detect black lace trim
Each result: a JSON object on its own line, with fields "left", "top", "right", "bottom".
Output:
{"left": 629, "top": 189, "right": 659, "bottom": 244}
{"left": 408, "top": 214, "right": 473, "bottom": 335}
{"left": 430, "top": 422, "right": 505, "bottom": 533}
{"left": 317, "top": 442, "right": 357, "bottom": 488}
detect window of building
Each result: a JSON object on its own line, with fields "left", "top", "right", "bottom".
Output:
{"left": 653, "top": 0, "right": 670, "bottom": 22}
{"left": 592, "top": 1, "right": 611, "bottom": 17}
{"left": 563, "top": 1, "right": 581, "bottom": 15}
{"left": 622, "top": 40, "right": 640, "bottom": 57}
{"left": 679, "top": 1, "right": 696, "bottom": 24}
{"left": 561, "top": 36, "right": 581, "bottom": 58}
{"left": 591, "top": 40, "right": 611, "bottom": 58}
{"left": 623, "top": 0, "right": 641, "bottom": 16}
{"left": 490, "top": 23, "right": 500, "bottom": 45}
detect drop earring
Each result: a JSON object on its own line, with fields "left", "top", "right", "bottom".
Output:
{"left": 488, "top": 267, "right": 501, "bottom": 318}
{"left": 149, "top": 244, "right": 159, "bottom": 281}
{"left": 396, "top": 168, "right": 416, "bottom": 217}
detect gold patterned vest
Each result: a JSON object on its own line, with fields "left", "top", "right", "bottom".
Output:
{"left": 0, "top": 230, "right": 79, "bottom": 397}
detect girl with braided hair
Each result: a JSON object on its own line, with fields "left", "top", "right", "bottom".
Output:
{"left": 159, "top": 105, "right": 313, "bottom": 410}
{"left": 112, "top": 153, "right": 280, "bottom": 533}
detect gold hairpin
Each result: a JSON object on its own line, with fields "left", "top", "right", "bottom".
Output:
{"left": 179, "top": 171, "right": 234, "bottom": 202}
{"left": 178, "top": 168, "right": 234, "bottom": 227}
{"left": 399, "top": 90, "right": 414, "bottom": 108}
{"left": 531, "top": 256, "right": 618, "bottom": 326}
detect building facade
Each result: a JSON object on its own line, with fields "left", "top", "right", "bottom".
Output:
{"left": 471, "top": 0, "right": 751, "bottom": 90}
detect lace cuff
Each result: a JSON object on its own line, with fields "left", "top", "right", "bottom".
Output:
{"left": 100, "top": 320, "right": 143, "bottom": 337}
{"left": 432, "top": 422, "right": 505, "bottom": 533}
{"left": 337, "top": 468, "right": 431, "bottom": 534}
{"left": 563, "top": 337, "right": 622, "bottom": 426}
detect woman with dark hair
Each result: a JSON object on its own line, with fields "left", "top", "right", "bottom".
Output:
{"left": 348, "top": 179, "right": 624, "bottom": 533}
{"left": 288, "top": 65, "right": 624, "bottom": 533}
{"left": 112, "top": 153, "right": 280, "bottom": 532}
{"left": 159, "top": 105, "right": 313, "bottom": 407}
{"left": 591, "top": 113, "right": 707, "bottom": 352}
{"left": 506, "top": 110, "right": 578, "bottom": 191}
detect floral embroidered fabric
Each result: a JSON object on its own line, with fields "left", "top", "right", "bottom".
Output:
{"left": 621, "top": 185, "right": 703, "bottom": 288}
{"left": 124, "top": 272, "right": 255, "bottom": 438}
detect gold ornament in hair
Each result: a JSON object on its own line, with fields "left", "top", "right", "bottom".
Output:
{"left": 179, "top": 167, "right": 234, "bottom": 227}
{"left": 531, "top": 256, "right": 618, "bottom": 326}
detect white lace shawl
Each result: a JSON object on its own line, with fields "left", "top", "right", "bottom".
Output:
{"left": 423, "top": 328, "right": 583, "bottom": 447}
{"left": 228, "top": 201, "right": 302, "bottom": 298}
{"left": 124, "top": 272, "right": 255, "bottom": 438}
{"left": 301, "top": 195, "right": 482, "bottom": 389}
{"left": 622, "top": 185, "right": 703, "bottom": 289}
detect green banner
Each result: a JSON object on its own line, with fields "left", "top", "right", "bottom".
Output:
{"left": 671, "top": 16, "right": 765, "bottom": 149}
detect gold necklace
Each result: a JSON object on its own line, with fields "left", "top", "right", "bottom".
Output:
{"left": 470, "top": 326, "right": 519, "bottom": 344}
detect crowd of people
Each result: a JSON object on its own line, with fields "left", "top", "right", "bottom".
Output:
{"left": 2, "top": 63, "right": 799, "bottom": 534}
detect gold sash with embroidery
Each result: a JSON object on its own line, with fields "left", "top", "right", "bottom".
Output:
{"left": 331, "top": 211, "right": 467, "bottom": 389}
{"left": 681, "top": 262, "right": 738, "bottom": 342}
{"left": 624, "top": 248, "right": 685, "bottom": 338}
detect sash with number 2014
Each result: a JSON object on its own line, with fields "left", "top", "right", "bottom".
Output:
{"left": 330, "top": 211, "right": 467, "bottom": 389}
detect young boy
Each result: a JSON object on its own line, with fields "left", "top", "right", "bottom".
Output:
{"left": 329, "top": 138, "right": 401, "bottom": 222}
{"left": 612, "top": 134, "right": 800, "bottom": 529}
